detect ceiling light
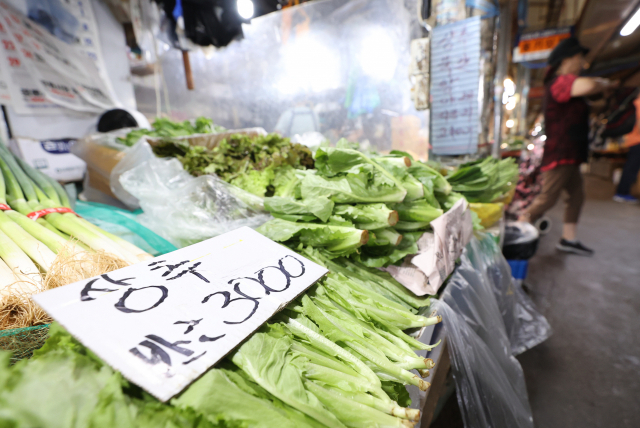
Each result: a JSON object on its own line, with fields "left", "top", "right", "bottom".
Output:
{"left": 237, "top": 0, "right": 254, "bottom": 20}
{"left": 506, "top": 119, "right": 515, "bottom": 128}
{"left": 504, "top": 78, "right": 516, "bottom": 96}
{"left": 621, "top": 7, "right": 640, "bottom": 36}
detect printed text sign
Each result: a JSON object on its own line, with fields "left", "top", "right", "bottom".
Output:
{"left": 33, "top": 227, "right": 328, "bottom": 402}
{"left": 430, "top": 16, "right": 481, "bottom": 155}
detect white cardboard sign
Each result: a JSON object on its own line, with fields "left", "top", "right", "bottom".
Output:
{"left": 33, "top": 227, "right": 328, "bottom": 402}
{"left": 384, "top": 198, "right": 474, "bottom": 296}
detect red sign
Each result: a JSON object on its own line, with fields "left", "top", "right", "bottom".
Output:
{"left": 519, "top": 33, "right": 570, "bottom": 54}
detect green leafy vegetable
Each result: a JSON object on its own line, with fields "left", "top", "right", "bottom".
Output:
{"left": 117, "top": 116, "right": 223, "bottom": 147}
{"left": 264, "top": 197, "right": 334, "bottom": 223}
{"left": 257, "top": 219, "right": 368, "bottom": 256}
{"left": 407, "top": 162, "right": 451, "bottom": 196}
{"left": 154, "top": 133, "right": 314, "bottom": 197}
{"left": 373, "top": 157, "right": 424, "bottom": 202}
{"left": 231, "top": 333, "right": 347, "bottom": 428}
{"left": 332, "top": 204, "right": 398, "bottom": 230}
{"left": 393, "top": 200, "right": 443, "bottom": 223}
{"left": 307, "top": 148, "right": 407, "bottom": 204}
{"left": 445, "top": 157, "right": 518, "bottom": 203}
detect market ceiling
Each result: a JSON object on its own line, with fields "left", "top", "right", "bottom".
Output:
{"left": 577, "top": 0, "right": 640, "bottom": 78}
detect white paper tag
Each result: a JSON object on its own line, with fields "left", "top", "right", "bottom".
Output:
{"left": 33, "top": 227, "right": 328, "bottom": 402}
{"left": 385, "top": 198, "right": 475, "bottom": 295}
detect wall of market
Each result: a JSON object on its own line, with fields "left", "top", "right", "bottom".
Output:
{"left": 3, "top": 0, "right": 135, "bottom": 140}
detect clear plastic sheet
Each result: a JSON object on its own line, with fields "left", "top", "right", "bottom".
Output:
{"left": 466, "top": 234, "right": 552, "bottom": 355}
{"left": 117, "top": 141, "right": 271, "bottom": 248}
{"left": 433, "top": 299, "right": 534, "bottom": 428}
{"left": 133, "top": 0, "right": 432, "bottom": 158}
{"left": 110, "top": 138, "right": 156, "bottom": 209}
{"left": 435, "top": 247, "right": 535, "bottom": 428}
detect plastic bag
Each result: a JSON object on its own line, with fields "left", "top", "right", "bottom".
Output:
{"left": 433, "top": 299, "right": 534, "bottom": 428}
{"left": 436, "top": 248, "right": 535, "bottom": 428}
{"left": 469, "top": 202, "right": 504, "bottom": 228}
{"left": 110, "top": 139, "right": 157, "bottom": 210}
{"left": 466, "top": 234, "right": 552, "bottom": 356}
{"left": 74, "top": 200, "right": 177, "bottom": 256}
{"left": 118, "top": 141, "right": 271, "bottom": 248}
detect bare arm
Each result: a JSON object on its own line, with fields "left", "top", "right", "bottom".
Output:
{"left": 571, "top": 77, "right": 618, "bottom": 97}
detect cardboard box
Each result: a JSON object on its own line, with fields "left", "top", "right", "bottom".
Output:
{"left": 10, "top": 138, "right": 86, "bottom": 182}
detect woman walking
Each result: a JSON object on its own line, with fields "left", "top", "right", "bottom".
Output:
{"left": 521, "top": 37, "right": 618, "bottom": 256}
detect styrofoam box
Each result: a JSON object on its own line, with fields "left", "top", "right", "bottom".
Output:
{"left": 9, "top": 137, "right": 86, "bottom": 182}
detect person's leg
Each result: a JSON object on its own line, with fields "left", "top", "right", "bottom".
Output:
{"left": 615, "top": 144, "right": 640, "bottom": 197}
{"left": 557, "top": 165, "right": 591, "bottom": 255}
{"left": 520, "top": 167, "right": 566, "bottom": 224}
{"left": 562, "top": 165, "right": 585, "bottom": 232}
{"left": 563, "top": 223, "right": 577, "bottom": 241}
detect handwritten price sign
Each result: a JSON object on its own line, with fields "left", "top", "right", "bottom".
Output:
{"left": 33, "top": 227, "right": 328, "bottom": 401}
{"left": 430, "top": 16, "right": 481, "bottom": 155}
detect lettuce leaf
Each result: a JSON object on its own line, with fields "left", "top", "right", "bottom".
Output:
{"left": 332, "top": 204, "right": 398, "bottom": 230}
{"left": 306, "top": 148, "right": 407, "bottom": 203}
{"left": 407, "top": 162, "right": 451, "bottom": 196}
{"left": 173, "top": 366, "right": 321, "bottom": 428}
{"left": 257, "top": 219, "right": 367, "bottom": 256}
{"left": 264, "top": 197, "right": 334, "bottom": 223}
{"left": 231, "top": 333, "right": 346, "bottom": 428}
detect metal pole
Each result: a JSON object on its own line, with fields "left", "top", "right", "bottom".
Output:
{"left": 518, "top": 65, "right": 531, "bottom": 135}
{"left": 492, "top": 1, "right": 512, "bottom": 158}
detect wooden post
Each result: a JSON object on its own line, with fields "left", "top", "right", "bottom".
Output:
{"left": 182, "top": 50, "right": 194, "bottom": 90}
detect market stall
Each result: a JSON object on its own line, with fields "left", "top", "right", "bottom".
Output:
{"left": 0, "top": 1, "right": 552, "bottom": 427}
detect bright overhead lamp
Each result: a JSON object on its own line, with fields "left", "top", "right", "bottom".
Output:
{"left": 504, "top": 78, "right": 516, "bottom": 96}
{"left": 237, "top": 0, "right": 254, "bottom": 20}
{"left": 506, "top": 119, "right": 515, "bottom": 128}
{"left": 620, "top": 7, "right": 640, "bottom": 36}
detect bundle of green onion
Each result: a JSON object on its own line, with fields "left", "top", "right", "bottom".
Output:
{"left": 0, "top": 145, "right": 151, "bottom": 301}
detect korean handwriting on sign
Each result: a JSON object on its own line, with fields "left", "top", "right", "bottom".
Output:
{"left": 79, "top": 255, "right": 307, "bottom": 375}
{"left": 148, "top": 259, "right": 209, "bottom": 282}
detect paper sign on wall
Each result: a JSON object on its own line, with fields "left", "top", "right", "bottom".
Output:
{"left": 33, "top": 227, "right": 328, "bottom": 402}
{"left": 430, "top": 16, "right": 481, "bottom": 155}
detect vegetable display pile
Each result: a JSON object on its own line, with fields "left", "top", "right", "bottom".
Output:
{"left": 0, "top": 126, "right": 522, "bottom": 427}
{"left": 0, "top": 245, "right": 441, "bottom": 428}
{"left": 153, "top": 133, "right": 315, "bottom": 198}
{"left": 117, "top": 117, "right": 225, "bottom": 147}
{"left": 445, "top": 157, "right": 518, "bottom": 203}
{"left": 0, "top": 145, "right": 152, "bottom": 307}
{"left": 257, "top": 143, "right": 453, "bottom": 268}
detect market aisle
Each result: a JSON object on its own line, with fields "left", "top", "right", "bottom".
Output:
{"left": 519, "top": 174, "right": 640, "bottom": 428}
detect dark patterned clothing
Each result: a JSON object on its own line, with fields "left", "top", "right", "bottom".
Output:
{"left": 541, "top": 74, "right": 590, "bottom": 172}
